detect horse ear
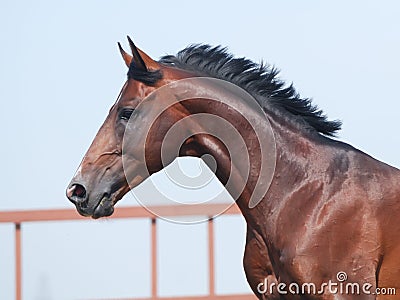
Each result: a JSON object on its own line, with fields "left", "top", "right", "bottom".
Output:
{"left": 127, "top": 36, "right": 159, "bottom": 71}
{"left": 118, "top": 42, "right": 132, "bottom": 68}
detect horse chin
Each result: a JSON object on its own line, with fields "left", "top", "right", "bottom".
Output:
{"left": 75, "top": 196, "right": 115, "bottom": 219}
{"left": 92, "top": 197, "right": 115, "bottom": 219}
{"left": 89, "top": 184, "right": 131, "bottom": 219}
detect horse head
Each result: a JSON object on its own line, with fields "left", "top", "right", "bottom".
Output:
{"left": 66, "top": 37, "right": 176, "bottom": 218}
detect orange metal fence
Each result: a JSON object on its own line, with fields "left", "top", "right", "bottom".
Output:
{"left": 0, "top": 204, "right": 256, "bottom": 300}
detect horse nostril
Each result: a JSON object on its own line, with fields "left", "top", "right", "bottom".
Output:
{"left": 66, "top": 183, "right": 88, "bottom": 206}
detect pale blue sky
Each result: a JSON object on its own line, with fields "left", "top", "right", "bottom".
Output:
{"left": 1, "top": 1, "right": 400, "bottom": 299}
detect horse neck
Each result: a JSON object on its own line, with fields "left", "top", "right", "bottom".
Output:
{"left": 249, "top": 110, "right": 337, "bottom": 232}
{"left": 180, "top": 98, "right": 333, "bottom": 229}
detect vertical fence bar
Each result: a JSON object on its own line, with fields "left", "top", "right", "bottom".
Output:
{"left": 15, "top": 223, "right": 21, "bottom": 300}
{"left": 151, "top": 218, "right": 157, "bottom": 299}
{"left": 208, "top": 218, "right": 215, "bottom": 296}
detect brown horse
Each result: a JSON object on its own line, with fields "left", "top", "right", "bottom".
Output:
{"left": 66, "top": 37, "right": 400, "bottom": 299}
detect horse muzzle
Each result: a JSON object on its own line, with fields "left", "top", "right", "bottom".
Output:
{"left": 66, "top": 181, "right": 115, "bottom": 219}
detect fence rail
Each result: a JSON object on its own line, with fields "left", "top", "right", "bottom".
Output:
{"left": 0, "top": 204, "right": 256, "bottom": 300}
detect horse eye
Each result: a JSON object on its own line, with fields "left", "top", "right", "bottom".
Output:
{"left": 119, "top": 108, "right": 134, "bottom": 121}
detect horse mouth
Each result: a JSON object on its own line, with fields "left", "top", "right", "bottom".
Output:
{"left": 76, "top": 195, "right": 115, "bottom": 219}
{"left": 92, "top": 196, "right": 115, "bottom": 219}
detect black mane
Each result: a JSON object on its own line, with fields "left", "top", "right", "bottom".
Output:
{"left": 159, "top": 44, "right": 342, "bottom": 136}
{"left": 128, "top": 61, "right": 162, "bottom": 86}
